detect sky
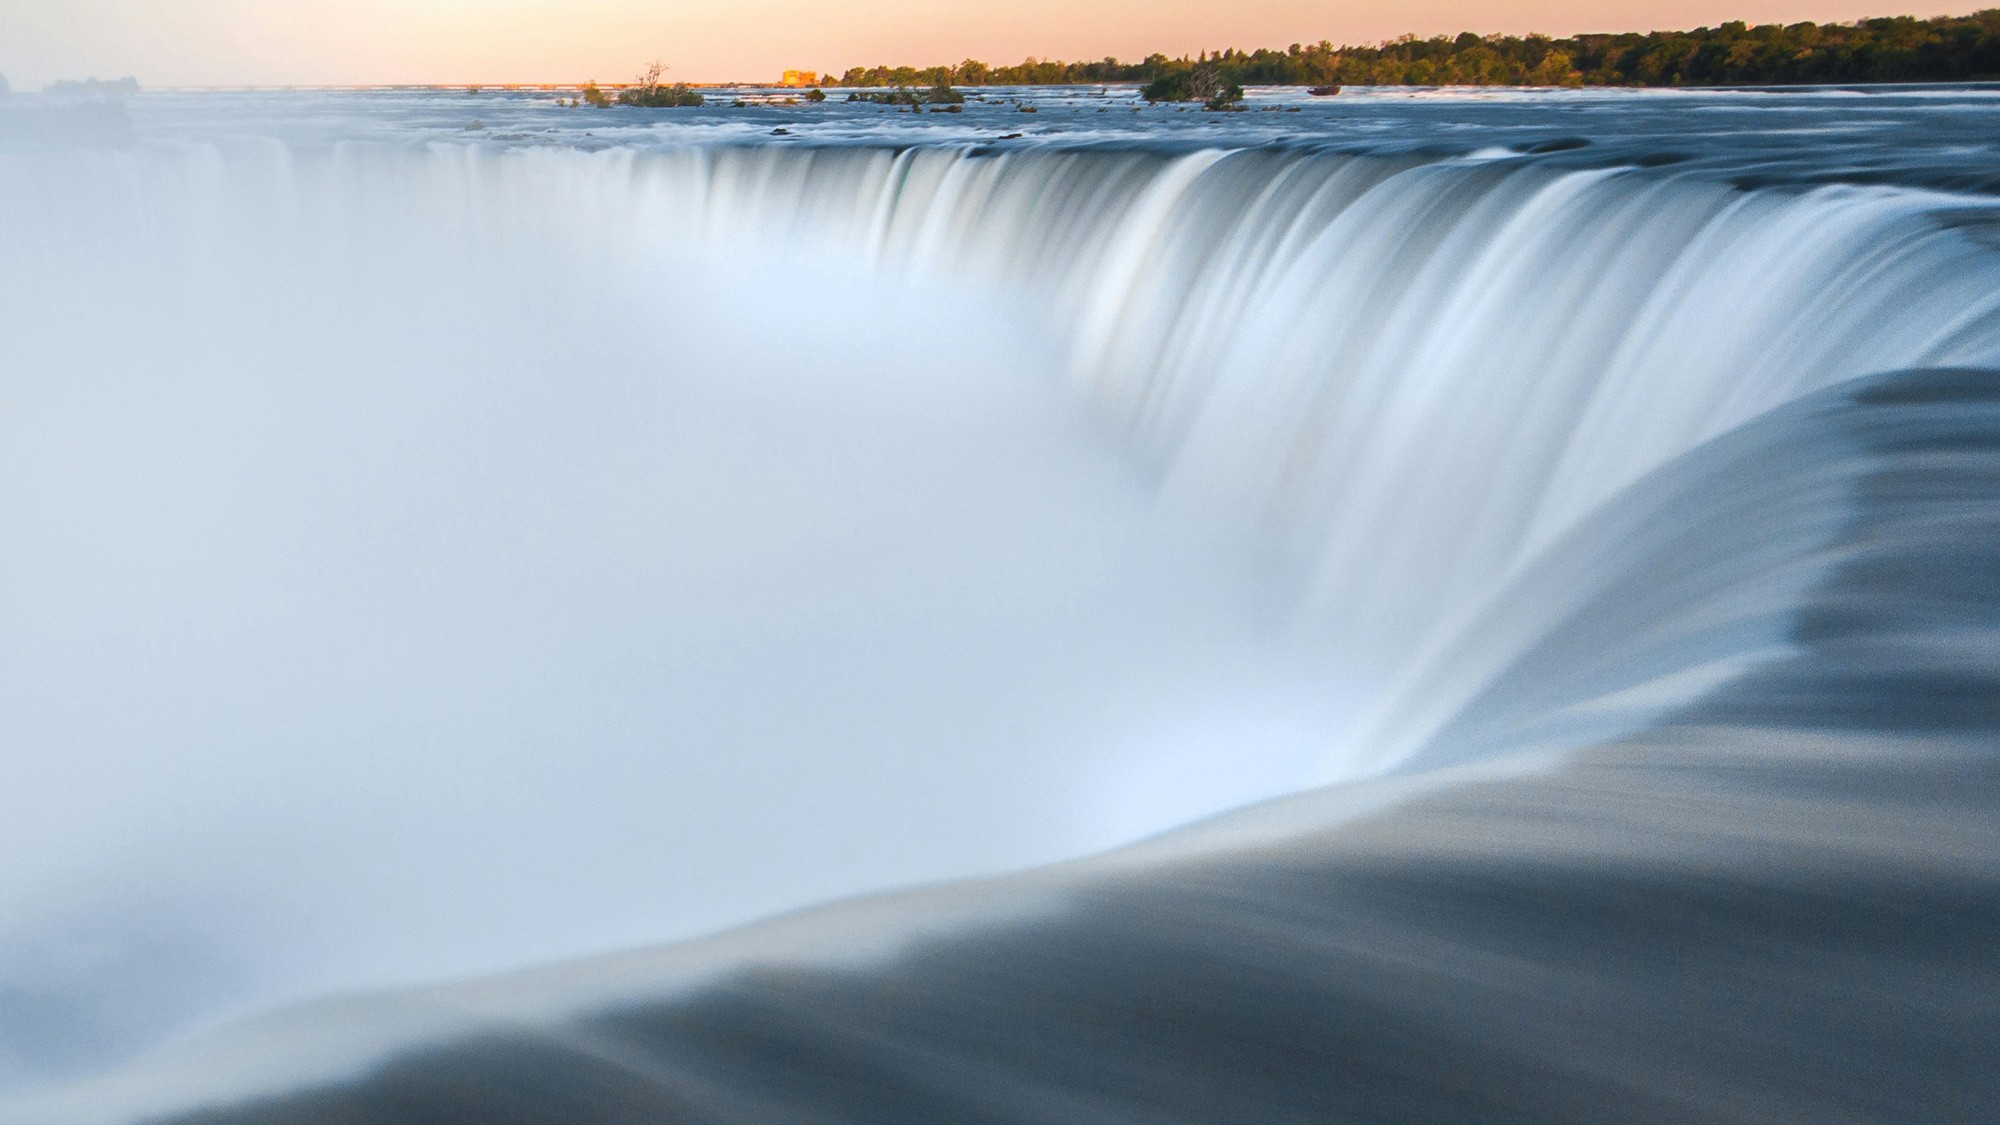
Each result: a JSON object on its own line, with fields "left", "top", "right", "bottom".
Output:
{"left": 0, "top": 1, "right": 1984, "bottom": 88}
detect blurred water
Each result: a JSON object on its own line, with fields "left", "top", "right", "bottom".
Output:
{"left": 0, "top": 88, "right": 1997, "bottom": 1117}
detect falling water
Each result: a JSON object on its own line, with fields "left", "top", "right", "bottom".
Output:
{"left": 2, "top": 87, "right": 1997, "bottom": 1122}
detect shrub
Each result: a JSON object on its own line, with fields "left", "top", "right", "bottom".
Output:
{"left": 847, "top": 86, "right": 919, "bottom": 105}
{"left": 1141, "top": 62, "right": 1243, "bottom": 109}
{"left": 620, "top": 83, "right": 704, "bottom": 107}
{"left": 846, "top": 82, "right": 963, "bottom": 106}
{"left": 616, "top": 61, "right": 706, "bottom": 108}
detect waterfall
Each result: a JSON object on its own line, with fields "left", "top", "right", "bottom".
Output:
{"left": 213, "top": 138, "right": 2000, "bottom": 761}
{"left": 21, "top": 136, "right": 1999, "bottom": 705}
{"left": 2, "top": 104, "right": 1998, "bottom": 1122}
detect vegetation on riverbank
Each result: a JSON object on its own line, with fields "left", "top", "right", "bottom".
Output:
{"left": 828, "top": 10, "right": 2000, "bottom": 89}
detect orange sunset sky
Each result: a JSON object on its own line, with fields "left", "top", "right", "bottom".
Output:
{"left": 0, "top": 1, "right": 1982, "bottom": 88}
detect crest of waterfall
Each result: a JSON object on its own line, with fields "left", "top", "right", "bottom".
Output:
{"left": 46, "top": 135, "right": 2000, "bottom": 746}
{"left": 18, "top": 137, "right": 1999, "bottom": 699}
{"left": 277, "top": 138, "right": 2000, "bottom": 764}
{"left": 706, "top": 144, "right": 2000, "bottom": 762}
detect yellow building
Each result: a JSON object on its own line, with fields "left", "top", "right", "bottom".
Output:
{"left": 779, "top": 71, "right": 819, "bottom": 88}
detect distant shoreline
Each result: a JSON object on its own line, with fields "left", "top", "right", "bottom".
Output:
{"left": 108, "top": 80, "right": 2000, "bottom": 95}
{"left": 43, "top": 11, "right": 2000, "bottom": 95}
{"left": 821, "top": 11, "right": 2000, "bottom": 91}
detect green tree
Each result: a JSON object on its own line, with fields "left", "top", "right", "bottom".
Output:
{"left": 1528, "top": 50, "right": 1584, "bottom": 86}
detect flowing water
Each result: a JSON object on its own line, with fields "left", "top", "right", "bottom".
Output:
{"left": 1, "top": 85, "right": 1997, "bottom": 1122}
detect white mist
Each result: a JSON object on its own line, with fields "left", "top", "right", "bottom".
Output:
{"left": 0, "top": 131, "right": 1338, "bottom": 1091}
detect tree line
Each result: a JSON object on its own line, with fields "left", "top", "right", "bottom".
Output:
{"left": 828, "top": 10, "right": 2000, "bottom": 89}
